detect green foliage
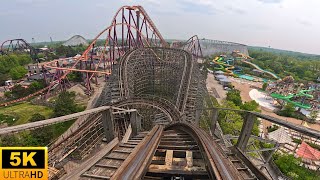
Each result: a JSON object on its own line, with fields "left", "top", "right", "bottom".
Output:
{"left": 67, "top": 71, "right": 83, "bottom": 82}
{"left": 9, "top": 66, "right": 27, "bottom": 80}
{"left": 0, "top": 114, "right": 16, "bottom": 125}
{"left": 276, "top": 103, "right": 306, "bottom": 120}
{"left": 0, "top": 54, "right": 32, "bottom": 82}
{"left": 53, "top": 91, "right": 83, "bottom": 117}
{"left": 0, "top": 102, "right": 53, "bottom": 125}
{"left": 55, "top": 45, "right": 86, "bottom": 57}
{"left": 241, "top": 100, "right": 260, "bottom": 112}
{"left": 0, "top": 90, "right": 85, "bottom": 146}
{"left": 218, "top": 87, "right": 260, "bottom": 136}
{"left": 51, "top": 120, "right": 75, "bottom": 139}
{"left": 4, "top": 91, "right": 12, "bottom": 98}
{"left": 0, "top": 73, "right": 10, "bottom": 86}
{"left": 7, "top": 80, "right": 45, "bottom": 100}
{"left": 28, "top": 80, "right": 45, "bottom": 92}
{"left": 226, "top": 89, "right": 242, "bottom": 106}
{"left": 0, "top": 135, "right": 20, "bottom": 146}
{"left": 28, "top": 113, "right": 54, "bottom": 146}
{"left": 218, "top": 101, "right": 243, "bottom": 135}
{"left": 10, "top": 84, "right": 29, "bottom": 99}
{"left": 262, "top": 82, "right": 268, "bottom": 91}
{"left": 273, "top": 154, "right": 319, "bottom": 180}
{"left": 267, "top": 125, "right": 279, "bottom": 132}
{"left": 29, "top": 113, "right": 45, "bottom": 122}
{"left": 278, "top": 103, "right": 295, "bottom": 117}
{"left": 248, "top": 49, "right": 320, "bottom": 82}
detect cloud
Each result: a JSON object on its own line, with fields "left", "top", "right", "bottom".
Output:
{"left": 14, "top": 0, "right": 49, "bottom": 4}
{"left": 180, "top": 2, "right": 215, "bottom": 14}
{"left": 297, "top": 19, "right": 313, "bottom": 26}
{"left": 0, "top": 10, "right": 22, "bottom": 17}
{"left": 257, "top": 0, "right": 283, "bottom": 3}
{"left": 225, "top": 5, "right": 246, "bottom": 14}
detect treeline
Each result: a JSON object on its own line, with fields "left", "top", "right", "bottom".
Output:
{"left": 249, "top": 46, "right": 320, "bottom": 60}
{"left": 55, "top": 44, "right": 87, "bottom": 57}
{"left": 0, "top": 54, "right": 32, "bottom": 83}
{"left": 249, "top": 49, "right": 320, "bottom": 81}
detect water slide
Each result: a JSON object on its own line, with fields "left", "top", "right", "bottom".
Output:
{"left": 241, "top": 60, "right": 280, "bottom": 79}
{"left": 270, "top": 89, "right": 315, "bottom": 109}
{"left": 298, "top": 89, "right": 314, "bottom": 98}
{"left": 233, "top": 52, "right": 280, "bottom": 79}
{"left": 212, "top": 56, "right": 234, "bottom": 76}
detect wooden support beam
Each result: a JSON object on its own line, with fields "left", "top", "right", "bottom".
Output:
{"left": 102, "top": 108, "right": 115, "bottom": 143}
{"left": 130, "top": 110, "right": 138, "bottom": 136}
{"left": 210, "top": 108, "right": 219, "bottom": 133}
{"left": 165, "top": 150, "right": 173, "bottom": 166}
{"left": 186, "top": 150, "right": 193, "bottom": 168}
{"left": 237, "top": 113, "right": 255, "bottom": 151}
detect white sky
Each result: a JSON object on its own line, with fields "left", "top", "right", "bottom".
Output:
{"left": 0, "top": 0, "right": 320, "bottom": 54}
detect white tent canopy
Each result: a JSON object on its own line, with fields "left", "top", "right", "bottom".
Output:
{"left": 268, "top": 127, "right": 292, "bottom": 144}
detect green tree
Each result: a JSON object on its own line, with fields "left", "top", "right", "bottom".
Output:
{"left": 274, "top": 154, "right": 319, "bottom": 180}
{"left": 11, "top": 84, "right": 29, "bottom": 99}
{"left": 241, "top": 100, "right": 260, "bottom": 112}
{"left": 29, "top": 113, "right": 45, "bottom": 122}
{"left": 279, "top": 103, "right": 295, "bottom": 117}
{"left": 0, "top": 73, "right": 10, "bottom": 86}
{"left": 67, "top": 71, "right": 83, "bottom": 82}
{"left": 53, "top": 91, "right": 79, "bottom": 117}
{"left": 9, "top": 66, "right": 27, "bottom": 80}
{"left": 28, "top": 81, "right": 45, "bottom": 94}
{"left": 218, "top": 101, "right": 244, "bottom": 135}
{"left": 262, "top": 82, "right": 268, "bottom": 91}
{"left": 226, "top": 89, "right": 242, "bottom": 106}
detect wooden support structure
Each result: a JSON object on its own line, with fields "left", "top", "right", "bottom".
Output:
{"left": 101, "top": 108, "right": 115, "bottom": 143}
{"left": 236, "top": 112, "right": 255, "bottom": 151}
{"left": 130, "top": 110, "right": 138, "bottom": 136}
{"left": 210, "top": 108, "right": 219, "bottom": 132}
{"left": 165, "top": 150, "right": 173, "bottom": 166}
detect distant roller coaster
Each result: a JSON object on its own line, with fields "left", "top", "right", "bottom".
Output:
{"left": 0, "top": 38, "right": 39, "bottom": 62}
{"left": 199, "top": 38, "right": 249, "bottom": 56}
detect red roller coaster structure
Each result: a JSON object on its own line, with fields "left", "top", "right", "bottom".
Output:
{"left": 171, "top": 35, "right": 203, "bottom": 58}
{"left": 0, "top": 5, "right": 202, "bottom": 107}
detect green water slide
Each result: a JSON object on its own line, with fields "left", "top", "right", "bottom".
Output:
{"left": 270, "top": 89, "right": 314, "bottom": 109}
{"left": 242, "top": 60, "right": 280, "bottom": 79}
{"left": 212, "top": 56, "right": 234, "bottom": 75}
{"left": 297, "top": 89, "right": 314, "bottom": 98}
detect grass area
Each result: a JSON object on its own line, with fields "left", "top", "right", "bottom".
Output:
{"left": 0, "top": 114, "right": 16, "bottom": 125}
{"left": 0, "top": 102, "right": 53, "bottom": 125}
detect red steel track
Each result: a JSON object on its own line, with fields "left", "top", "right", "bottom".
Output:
{"left": 0, "top": 5, "right": 172, "bottom": 107}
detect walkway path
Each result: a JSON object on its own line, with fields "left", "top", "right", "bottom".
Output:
{"left": 206, "top": 73, "right": 226, "bottom": 103}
